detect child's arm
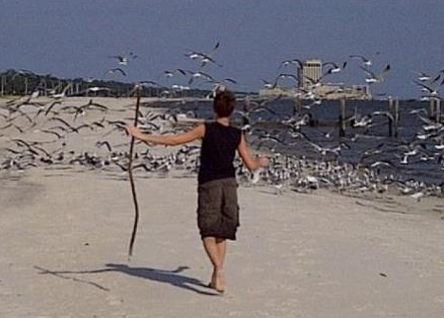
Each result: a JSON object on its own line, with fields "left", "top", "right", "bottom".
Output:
{"left": 237, "top": 134, "right": 269, "bottom": 172}
{"left": 126, "top": 124, "right": 205, "bottom": 146}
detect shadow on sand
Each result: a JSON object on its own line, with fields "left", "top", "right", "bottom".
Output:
{"left": 35, "top": 263, "right": 219, "bottom": 296}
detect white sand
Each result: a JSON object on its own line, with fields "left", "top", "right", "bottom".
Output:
{"left": 1, "top": 97, "right": 444, "bottom": 317}
{"left": 0, "top": 167, "right": 443, "bottom": 318}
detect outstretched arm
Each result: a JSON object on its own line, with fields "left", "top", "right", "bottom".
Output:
{"left": 237, "top": 134, "right": 269, "bottom": 172}
{"left": 126, "top": 124, "right": 205, "bottom": 146}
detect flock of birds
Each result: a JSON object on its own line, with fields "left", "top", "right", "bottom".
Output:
{"left": 1, "top": 43, "right": 444, "bottom": 202}
{"left": 1, "top": 90, "right": 444, "bottom": 202}
{"left": 98, "top": 42, "right": 237, "bottom": 97}
{"left": 6, "top": 41, "right": 444, "bottom": 103}
{"left": 98, "top": 45, "right": 444, "bottom": 106}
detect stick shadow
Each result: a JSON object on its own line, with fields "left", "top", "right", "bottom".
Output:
{"left": 35, "top": 263, "right": 219, "bottom": 296}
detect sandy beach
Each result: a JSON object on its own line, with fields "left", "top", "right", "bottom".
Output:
{"left": 1, "top": 97, "right": 444, "bottom": 317}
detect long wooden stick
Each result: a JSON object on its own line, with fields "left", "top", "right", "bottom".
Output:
{"left": 128, "top": 85, "right": 142, "bottom": 259}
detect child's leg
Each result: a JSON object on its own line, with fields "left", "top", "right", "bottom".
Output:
{"left": 203, "top": 237, "right": 221, "bottom": 269}
{"left": 215, "top": 238, "right": 226, "bottom": 270}
{"left": 203, "top": 237, "right": 226, "bottom": 292}
{"left": 215, "top": 238, "right": 227, "bottom": 291}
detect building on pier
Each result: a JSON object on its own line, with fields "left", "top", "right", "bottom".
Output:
{"left": 259, "top": 58, "right": 371, "bottom": 100}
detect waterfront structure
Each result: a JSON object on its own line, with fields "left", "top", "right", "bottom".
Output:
{"left": 311, "top": 83, "right": 371, "bottom": 100}
{"left": 259, "top": 58, "right": 372, "bottom": 100}
{"left": 299, "top": 59, "right": 323, "bottom": 88}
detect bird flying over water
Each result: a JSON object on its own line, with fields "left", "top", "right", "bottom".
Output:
{"left": 279, "top": 58, "right": 303, "bottom": 69}
{"left": 106, "top": 68, "right": 127, "bottom": 77}
{"left": 163, "top": 69, "right": 187, "bottom": 78}
{"left": 360, "top": 64, "right": 391, "bottom": 84}
{"left": 323, "top": 61, "right": 347, "bottom": 74}
{"left": 184, "top": 42, "right": 222, "bottom": 67}
{"left": 349, "top": 55, "right": 372, "bottom": 67}
{"left": 109, "top": 52, "right": 137, "bottom": 66}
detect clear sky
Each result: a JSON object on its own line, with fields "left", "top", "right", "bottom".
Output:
{"left": 1, "top": 0, "right": 443, "bottom": 98}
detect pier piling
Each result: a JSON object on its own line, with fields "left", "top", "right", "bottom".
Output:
{"left": 430, "top": 98, "right": 436, "bottom": 121}
{"left": 339, "top": 98, "right": 346, "bottom": 138}
{"left": 429, "top": 98, "right": 441, "bottom": 123}
{"left": 394, "top": 98, "right": 400, "bottom": 138}
{"left": 388, "top": 96, "right": 393, "bottom": 137}
{"left": 293, "top": 97, "right": 302, "bottom": 116}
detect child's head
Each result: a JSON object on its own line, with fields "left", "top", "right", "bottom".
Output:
{"left": 213, "top": 89, "right": 236, "bottom": 118}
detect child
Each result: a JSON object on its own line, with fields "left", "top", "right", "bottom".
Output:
{"left": 126, "top": 89, "right": 268, "bottom": 293}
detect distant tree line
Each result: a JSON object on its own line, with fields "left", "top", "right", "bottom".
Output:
{"left": 0, "top": 69, "right": 216, "bottom": 98}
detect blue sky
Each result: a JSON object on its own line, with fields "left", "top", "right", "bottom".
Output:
{"left": 1, "top": 0, "right": 443, "bottom": 98}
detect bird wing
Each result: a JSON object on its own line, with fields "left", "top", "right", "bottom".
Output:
{"left": 349, "top": 55, "right": 369, "bottom": 62}
{"left": 359, "top": 66, "right": 376, "bottom": 78}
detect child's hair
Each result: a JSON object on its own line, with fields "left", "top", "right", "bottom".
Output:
{"left": 213, "top": 89, "right": 236, "bottom": 117}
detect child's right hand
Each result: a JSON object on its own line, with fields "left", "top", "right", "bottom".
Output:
{"left": 258, "top": 157, "right": 269, "bottom": 168}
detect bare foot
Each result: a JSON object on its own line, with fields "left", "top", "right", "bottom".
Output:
{"left": 214, "top": 269, "right": 226, "bottom": 293}
{"left": 208, "top": 270, "right": 226, "bottom": 293}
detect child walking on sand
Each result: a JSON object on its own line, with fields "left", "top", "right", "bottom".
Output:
{"left": 126, "top": 89, "right": 268, "bottom": 293}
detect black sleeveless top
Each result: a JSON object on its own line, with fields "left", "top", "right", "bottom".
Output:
{"left": 198, "top": 122, "right": 242, "bottom": 184}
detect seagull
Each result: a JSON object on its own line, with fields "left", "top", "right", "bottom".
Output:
{"left": 0, "top": 123, "right": 24, "bottom": 133}
{"left": 302, "top": 74, "right": 323, "bottom": 88}
{"left": 187, "top": 71, "right": 215, "bottom": 85}
{"left": 370, "top": 160, "right": 396, "bottom": 169}
{"left": 106, "top": 68, "right": 127, "bottom": 77}
{"left": 413, "top": 78, "right": 444, "bottom": 97}
{"left": 163, "top": 69, "right": 187, "bottom": 78}
{"left": 350, "top": 114, "right": 373, "bottom": 128}
{"left": 279, "top": 58, "right": 303, "bottom": 69}
{"left": 96, "top": 141, "right": 113, "bottom": 152}
{"left": 109, "top": 53, "right": 137, "bottom": 66}
{"left": 256, "top": 132, "right": 286, "bottom": 149}
{"left": 409, "top": 191, "right": 424, "bottom": 202}
{"left": 308, "top": 141, "right": 350, "bottom": 157}
{"left": 184, "top": 50, "right": 221, "bottom": 67}
{"left": 349, "top": 55, "right": 372, "bottom": 67}
{"left": 86, "top": 87, "right": 112, "bottom": 93}
{"left": 370, "top": 110, "right": 394, "bottom": 122}
{"left": 281, "top": 114, "right": 310, "bottom": 130}
{"left": 251, "top": 167, "right": 264, "bottom": 184}
{"left": 360, "top": 64, "right": 391, "bottom": 84}
{"left": 109, "top": 55, "right": 130, "bottom": 66}
{"left": 51, "top": 83, "right": 73, "bottom": 99}
{"left": 322, "top": 61, "right": 347, "bottom": 74}
{"left": 261, "top": 78, "right": 277, "bottom": 89}
{"left": 412, "top": 71, "right": 433, "bottom": 82}
{"left": 220, "top": 78, "right": 238, "bottom": 85}
{"left": 276, "top": 73, "right": 299, "bottom": 86}
{"left": 171, "top": 84, "right": 191, "bottom": 91}
{"left": 37, "top": 127, "right": 64, "bottom": 139}
{"left": 139, "top": 80, "right": 162, "bottom": 88}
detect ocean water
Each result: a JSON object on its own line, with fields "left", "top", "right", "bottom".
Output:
{"left": 154, "top": 98, "right": 444, "bottom": 185}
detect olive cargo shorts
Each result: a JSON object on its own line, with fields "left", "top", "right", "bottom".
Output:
{"left": 197, "top": 178, "right": 240, "bottom": 240}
